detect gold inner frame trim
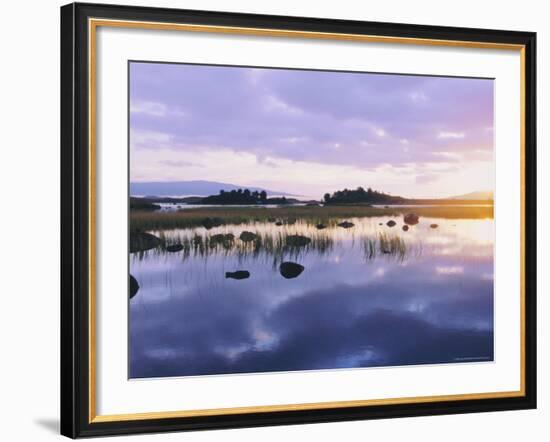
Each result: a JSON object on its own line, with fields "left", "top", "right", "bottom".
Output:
{"left": 92, "top": 390, "right": 524, "bottom": 423}
{"left": 88, "top": 18, "right": 527, "bottom": 424}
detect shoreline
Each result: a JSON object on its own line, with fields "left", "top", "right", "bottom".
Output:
{"left": 130, "top": 204, "right": 494, "bottom": 231}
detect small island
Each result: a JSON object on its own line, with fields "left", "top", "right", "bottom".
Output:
{"left": 200, "top": 189, "right": 296, "bottom": 205}
{"left": 323, "top": 187, "right": 404, "bottom": 205}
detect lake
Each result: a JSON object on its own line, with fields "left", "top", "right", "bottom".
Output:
{"left": 154, "top": 202, "right": 491, "bottom": 212}
{"left": 129, "top": 214, "right": 494, "bottom": 378}
{"left": 155, "top": 202, "right": 311, "bottom": 211}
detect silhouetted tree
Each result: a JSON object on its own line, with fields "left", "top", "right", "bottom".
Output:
{"left": 323, "top": 186, "right": 403, "bottom": 205}
{"left": 201, "top": 188, "right": 271, "bottom": 205}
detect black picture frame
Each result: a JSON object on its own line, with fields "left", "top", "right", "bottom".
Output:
{"left": 61, "top": 2, "right": 537, "bottom": 438}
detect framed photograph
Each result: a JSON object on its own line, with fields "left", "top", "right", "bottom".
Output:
{"left": 60, "top": 2, "right": 536, "bottom": 438}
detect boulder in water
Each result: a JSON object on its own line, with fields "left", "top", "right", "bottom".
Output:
{"left": 404, "top": 213, "right": 419, "bottom": 225}
{"left": 201, "top": 217, "right": 224, "bottom": 230}
{"left": 402, "top": 225, "right": 409, "bottom": 232}
{"left": 239, "top": 231, "right": 257, "bottom": 242}
{"left": 211, "top": 233, "right": 234, "bottom": 244}
{"left": 129, "top": 232, "right": 162, "bottom": 253}
{"left": 386, "top": 220, "right": 396, "bottom": 227}
{"left": 280, "top": 262, "right": 305, "bottom": 279}
{"left": 165, "top": 244, "right": 183, "bottom": 252}
{"left": 275, "top": 221, "right": 283, "bottom": 226}
{"left": 337, "top": 221, "right": 355, "bottom": 228}
{"left": 211, "top": 233, "right": 225, "bottom": 243}
{"left": 316, "top": 223, "right": 327, "bottom": 230}
{"left": 286, "top": 235, "right": 311, "bottom": 247}
{"left": 225, "top": 270, "right": 250, "bottom": 280}
{"left": 430, "top": 223, "right": 439, "bottom": 229}
{"left": 129, "top": 274, "right": 139, "bottom": 298}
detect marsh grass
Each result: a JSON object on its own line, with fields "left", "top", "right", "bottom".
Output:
{"left": 149, "top": 230, "right": 334, "bottom": 262}
{"left": 134, "top": 229, "right": 415, "bottom": 264}
{"left": 359, "top": 233, "right": 409, "bottom": 262}
{"left": 377, "top": 233, "right": 407, "bottom": 261}
{"left": 362, "top": 237, "right": 377, "bottom": 260}
{"left": 130, "top": 205, "right": 493, "bottom": 231}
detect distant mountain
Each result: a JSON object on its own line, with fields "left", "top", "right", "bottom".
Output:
{"left": 130, "top": 180, "right": 294, "bottom": 197}
{"left": 447, "top": 191, "right": 493, "bottom": 200}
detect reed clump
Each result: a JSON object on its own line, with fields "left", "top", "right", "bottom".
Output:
{"left": 134, "top": 230, "right": 413, "bottom": 264}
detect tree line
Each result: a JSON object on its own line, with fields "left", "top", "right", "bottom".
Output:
{"left": 201, "top": 188, "right": 269, "bottom": 205}
{"left": 323, "top": 187, "right": 404, "bottom": 204}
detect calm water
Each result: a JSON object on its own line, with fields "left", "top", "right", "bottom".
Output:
{"left": 129, "top": 215, "right": 494, "bottom": 378}
{"left": 156, "top": 202, "right": 490, "bottom": 211}
{"left": 156, "top": 202, "right": 309, "bottom": 211}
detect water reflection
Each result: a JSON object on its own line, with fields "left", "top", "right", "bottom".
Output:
{"left": 129, "top": 216, "right": 494, "bottom": 378}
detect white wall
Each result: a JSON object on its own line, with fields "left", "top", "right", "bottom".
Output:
{"left": 0, "top": 0, "right": 546, "bottom": 440}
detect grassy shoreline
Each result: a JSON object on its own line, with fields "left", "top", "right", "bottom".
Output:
{"left": 130, "top": 204, "right": 493, "bottom": 232}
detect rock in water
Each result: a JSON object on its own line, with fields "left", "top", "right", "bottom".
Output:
{"left": 404, "top": 213, "right": 419, "bottom": 225}
{"left": 129, "top": 274, "right": 139, "bottom": 298}
{"left": 165, "top": 244, "right": 183, "bottom": 252}
{"left": 201, "top": 217, "right": 224, "bottom": 230}
{"left": 430, "top": 223, "right": 439, "bottom": 229}
{"left": 129, "top": 232, "right": 162, "bottom": 253}
{"left": 386, "top": 220, "right": 396, "bottom": 227}
{"left": 275, "top": 221, "right": 283, "bottom": 226}
{"left": 402, "top": 225, "right": 409, "bottom": 231}
{"left": 337, "top": 221, "right": 355, "bottom": 228}
{"left": 316, "top": 223, "right": 327, "bottom": 230}
{"left": 239, "top": 231, "right": 257, "bottom": 242}
{"left": 285, "top": 235, "right": 312, "bottom": 247}
{"left": 210, "top": 233, "right": 235, "bottom": 244}
{"left": 280, "top": 262, "right": 305, "bottom": 279}
{"left": 225, "top": 270, "right": 250, "bottom": 280}
{"left": 210, "top": 233, "right": 225, "bottom": 243}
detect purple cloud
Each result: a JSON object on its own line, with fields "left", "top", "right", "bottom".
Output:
{"left": 130, "top": 62, "right": 493, "bottom": 171}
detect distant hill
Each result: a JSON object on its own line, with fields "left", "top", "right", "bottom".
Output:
{"left": 130, "top": 180, "right": 293, "bottom": 197}
{"left": 448, "top": 191, "right": 493, "bottom": 200}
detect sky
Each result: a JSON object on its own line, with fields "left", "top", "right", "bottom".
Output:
{"left": 130, "top": 62, "right": 494, "bottom": 199}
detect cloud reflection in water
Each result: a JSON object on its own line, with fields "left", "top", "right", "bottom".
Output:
{"left": 129, "top": 217, "right": 493, "bottom": 378}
